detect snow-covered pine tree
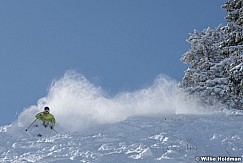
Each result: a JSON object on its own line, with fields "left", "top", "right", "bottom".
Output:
{"left": 180, "top": 26, "right": 228, "bottom": 106}
{"left": 220, "top": 0, "right": 243, "bottom": 109}
{"left": 180, "top": 0, "right": 243, "bottom": 109}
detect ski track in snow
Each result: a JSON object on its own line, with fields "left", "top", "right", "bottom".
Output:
{"left": 1, "top": 111, "right": 243, "bottom": 163}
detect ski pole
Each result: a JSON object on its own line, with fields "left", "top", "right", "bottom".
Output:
{"left": 25, "top": 118, "right": 38, "bottom": 131}
{"left": 52, "top": 128, "right": 58, "bottom": 134}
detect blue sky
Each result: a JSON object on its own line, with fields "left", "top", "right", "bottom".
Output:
{"left": 0, "top": 0, "right": 227, "bottom": 125}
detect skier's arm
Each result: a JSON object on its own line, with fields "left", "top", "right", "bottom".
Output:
{"left": 51, "top": 117, "right": 56, "bottom": 125}
{"left": 35, "top": 113, "right": 43, "bottom": 119}
{"left": 49, "top": 114, "right": 56, "bottom": 126}
{"left": 49, "top": 117, "right": 55, "bottom": 129}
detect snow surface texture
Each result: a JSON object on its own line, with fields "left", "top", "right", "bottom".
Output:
{"left": 1, "top": 71, "right": 242, "bottom": 162}
{"left": 1, "top": 112, "right": 243, "bottom": 162}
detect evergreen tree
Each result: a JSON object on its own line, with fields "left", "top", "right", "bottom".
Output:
{"left": 180, "top": 26, "right": 228, "bottom": 106}
{"left": 180, "top": 0, "right": 242, "bottom": 109}
{"left": 221, "top": 0, "right": 243, "bottom": 109}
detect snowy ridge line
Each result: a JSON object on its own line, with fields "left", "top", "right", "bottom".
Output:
{"left": 0, "top": 125, "right": 10, "bottom": 132}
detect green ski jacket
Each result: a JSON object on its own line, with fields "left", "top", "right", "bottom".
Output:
{"left": 35, "top": 112, "right": 56, "bottom": 126}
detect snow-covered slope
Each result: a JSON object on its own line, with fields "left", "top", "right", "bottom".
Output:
{"left": 1, "top": 111, "right": 243, "bottom": 163}
{"left": 1, "top": 72, "right": 242, "bottom": 162}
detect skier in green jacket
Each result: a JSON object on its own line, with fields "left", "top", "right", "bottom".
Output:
{"left": 35, "top": 106, "right": 56, "bottom": 129}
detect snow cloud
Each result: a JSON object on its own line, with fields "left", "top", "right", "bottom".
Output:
{"left": 17, "top": 71, "right": 214, "bottom": 132}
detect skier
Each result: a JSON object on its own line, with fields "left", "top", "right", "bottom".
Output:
{"left": 35, "top": 106, "right": 56, "bottom": 129}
